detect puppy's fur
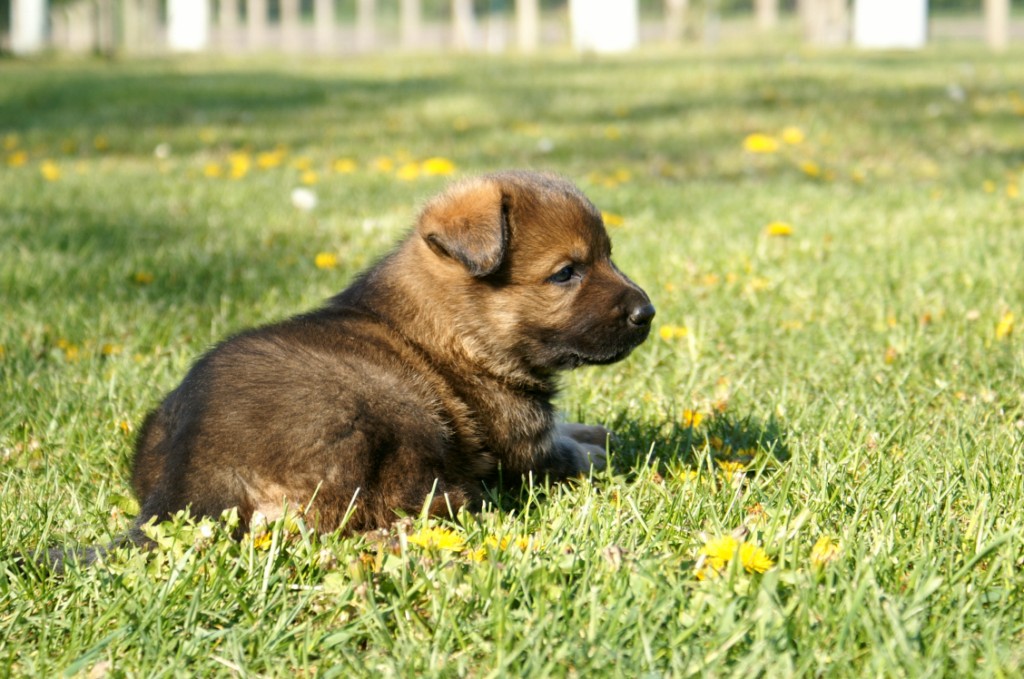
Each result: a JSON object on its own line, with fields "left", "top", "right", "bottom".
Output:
{"left": 58, "top": 171, "right": 654, "bottom": 563}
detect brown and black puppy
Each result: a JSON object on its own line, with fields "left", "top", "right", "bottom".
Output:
{"left": 73, "top": 171, "right": 655, "bottom": 561}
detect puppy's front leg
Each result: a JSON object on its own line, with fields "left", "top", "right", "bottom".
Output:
{"left": 555, "top": 422, "right": 615, "bottom": 472}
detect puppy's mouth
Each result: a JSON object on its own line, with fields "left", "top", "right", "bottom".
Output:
{"left": 553, "top": 326, "right": 652, "bottom": 369}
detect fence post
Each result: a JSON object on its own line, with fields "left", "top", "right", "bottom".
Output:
{"left": 248, "top": 0, "right": 268, "bottom": 51}
{"left": 315, "top": 0, "right": 334, "bottom": 53}
{"left": 281, "top": 0, "right": 300, "bottom": 52}
{"left": 357, "top": 0, "right": 376, "bottom": 52}
{"left": 515, "top": 0, "right": 538, "bottom": 51}
{"left": 400, "top": 0, "right": 421, "bottom": 50}
{"left": 452, "top": 0, "right": 476, "bottom": 50}
{"left": 218, "top": 0, "right": 240, "bottom": 52}
{"left": 11, "top": 0, "right": 48, "bottom": 54}
{"left": 984, "top": 0, "right": 1009, "bottom": 50}
{"left": 755, "top": 0, "right": 777, "bottom": 31}
{"left": 664, "top": 0, "right": 687, "bottom": 42}
{"left": 799, "top": 0, "right": 847, "bottom": 46}
{"left": 167, "top": 0, "right": 210, "bottom": 51}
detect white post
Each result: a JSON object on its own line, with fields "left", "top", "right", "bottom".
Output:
{"left": 800, "top": 0, "right": 847, "bottom": 46}
{"left": 356, "top": 0, "right": 375, "bottom": 52}
{"left": 400, "top": 0, "right": 421, "bottom": 50}
{"left": 515, "top": 0, "right": 538, "bottom": 52}
{"left": 281, "top": 0, "right": 300, "bottom": 52}
{"left": 167, "top": 0, "right": 210, "bottom": 51}
{"left": 452, "top": 0, "right": 475, "bottom": 50}
{"left": 11, "top": 0, "right": 48, "bottom": 54}
{"left": 314, "top": 0, "right": 334, "bottom": 53}
{"left": 853, "top": 0, "right": 926, "bottom": 49}
{"left": 755, "top": 0, "right": 777, "bottom": 31}
{"left": 248, "top": 0, "right": 268, "bottom": 51}
{"left": 570, "top": 0, "right": 637, "bottom": 53}
{"left": 664, "top": 0, "right": 687, "bottom": 42}
{"left": 985, "top": 0, "right": 1009, "bottom": 51}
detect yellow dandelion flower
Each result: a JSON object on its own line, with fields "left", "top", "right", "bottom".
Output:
{"left": 118, "top": 420, "right": 132, "bottom": 434}
{"left": 681, "top": 409, "right": 704, "bottom": 428}
{"left": 203, "top": 163, "right": 223, "bottom": 178}
{"left": 133, "top": 271, "right": 154, "bottom": 285}
{"left": 614, "top": 168, "right": 632, "bottom": 183}
{"left": 464, "top": 547, "right": 487, "bottom": 562}
{"left": 62, "top": 343, "right": 81, "bottom": 361}
{"left": 257, "top": 149, "right": 285, "bottom": 169}
{"left": 743, "top": 133, "right": 780, "bottom": 154}
{"left": 406, "top": 526, "right": 466, "bottom": 551}
{"left": 604, "top": 126, "right": 622, "bottom": 140}
{"left": 799, "top": 160, "right": 821, "bottom": 178}
{"left": 251, "top": 532, "right": 273, "bottom": 550}
{"left": 708, "top": 435, "right": 725, "bottom": 450}
{"left": 395, "top": 162, "right": 420, "bottom": 181}
{"left": 995, "top": 311, "right": 1014, "bottom": 340}
{"left": 602, "top": 212, "right": 625, "bottom": 227}
{"left": 658, "top": 325, "right": 688, "bottom": 341}
{"left": 101, "top": 343, "right": 122, "bottom": 356}
{"left": 301, "top": 170, "right": 319, "bottom": 185}
{"left": 93, "top": 135, "right": 110, "bottom": 151}
{"left": 765, "top": 221, "right": 793, "bottom": 237}
{"left": 781, "top": 126, "right": 805, "bottom": 145}
{"left": 7, "top": 150, "right": 28, "bottom": 167}
{"left": 373, "top": 156, "right": 395, "bottom": 172}
{"left": 314, "top": 252, "right": 339, "bottom": 270}
{"left": 333, "top": 158, "right": 357, "bottom": 174}
{"left": 716, "top": 460, "right": 746, "bottom": 475}
{"left": 851, "top": 168, "right": 867, "bottom": 183}
{"left": 810, "top": 535, "right": 841, "bottom": 568}
{"left": 227, "top": 152, "right": 251, "bottom": 179}
{"left": 738, "top": 541, "right": 774, "bottom": 573}
{"left": 421, "top": 157, "right": 456, "bottom": 176}
{"left": 2, "top": 134, "right": 18, "bottom": 151}
{"left": 484, "top": 535, "right": 512, "bottom": 551}
{"left": 40, "top": 160, "right": 61, "bottom": 181}
{"left": 1008, "top": 184, "right": 1020, "bottom": 199}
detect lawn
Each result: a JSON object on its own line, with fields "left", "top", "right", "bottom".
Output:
{"left": 1, "top": 43, "right": 1023, "bottom": 676}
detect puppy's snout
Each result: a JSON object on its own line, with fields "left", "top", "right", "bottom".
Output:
{"left": 628, "top": 302, "right": 656, "bottom": 327}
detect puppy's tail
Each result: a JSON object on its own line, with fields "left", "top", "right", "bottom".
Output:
{"left": 19, "top": 524, "right": 154, "bottom": 576}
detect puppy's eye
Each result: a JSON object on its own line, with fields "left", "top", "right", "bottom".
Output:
{"left": 548, "top": 265, "right": 577, "bottom": 284}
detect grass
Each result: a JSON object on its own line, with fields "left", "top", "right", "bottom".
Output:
{"left": 2, "top": 42, "right": 1023, "bottom": 676}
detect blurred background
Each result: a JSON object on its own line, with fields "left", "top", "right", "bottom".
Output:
{"left": 2, "top": 0, "right": 1021, "bottom": 57}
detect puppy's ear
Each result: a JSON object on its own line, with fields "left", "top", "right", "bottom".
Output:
{"left": 417, "top": 178, "right": 508, "bottom": 277}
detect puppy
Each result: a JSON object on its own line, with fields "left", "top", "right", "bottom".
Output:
{"left": 60, "top": 171, "right": 655, "bottom": 563}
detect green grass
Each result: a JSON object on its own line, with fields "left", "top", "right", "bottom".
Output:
{"left": 2, "top": 44, "right": 1024, "bottom": 676}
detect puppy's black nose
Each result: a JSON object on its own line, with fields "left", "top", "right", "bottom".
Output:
{"left": 628, "top": 303, "right": 656, "bottom": 327}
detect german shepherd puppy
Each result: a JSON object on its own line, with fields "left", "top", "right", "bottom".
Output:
{"left": 56, "top": 171, "right": 655, "bottom": 565}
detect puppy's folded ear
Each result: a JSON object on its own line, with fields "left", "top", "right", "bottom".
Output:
{"left": 417, "top": 177, "right": 508, "bottom": 277}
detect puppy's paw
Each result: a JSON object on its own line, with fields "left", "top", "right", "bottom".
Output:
{"left": 556, "top": 422, "right": 617, "bottom": 448}
{"left": 574, "top": 441, "right": 608, "bottom": 472}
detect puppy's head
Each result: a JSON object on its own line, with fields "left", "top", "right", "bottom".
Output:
{"left": 416, "top": 171, "right": 654, "bottom": 374}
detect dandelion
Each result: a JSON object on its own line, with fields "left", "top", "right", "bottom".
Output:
{"left": 40, "top": 160, "right": 61, "bottom": 181}
{"left": 314, "top": 252, "right": 338, "bottom": 270}
{"left": 696, "top": 534, "right": 773, "bottom": 579}
{"left": 257, "top": 149, "right": 286, "bottom": 169}
{"left": 301, "top": 170, "right": 319, "bottom": 186}
{"left": 133, "top": 271, "right": 154, "bottom": 285}
{"left": 93, "top": 135, "right": 110, "bottom": 152}
{"left": 810, "top": 535, "right": 841, "bottom": 568}
{"left": 101, "top": 343, "right": 122, "bottom": 356}
{"left": 1008, "top": 184, "right": 1020, "bottom": 199}
{"left": 781, "top": 126, "right": 805, "bottom": 145}
{"left": 716, "top": 460, "right": 746, "bottom": 475}
{"left": 118, "top": 420, "right": 132, "bottom": 434}
{"left": 743, "top": 133, "right": 780, "bottom": 154}
{"left": 7, "top": 150, "right": 28, "bottom": 167}
{"left": 658, "top": 325, "right": 688, "bottom": 341}
{"left": 406, "top": 526, "right": 466, "bottom": 551}
{"left": 602, "top": 212, "right": 625, "bottom": 227}
{"left": 373, "top": 156, "right": 395, "bottom": 173}
{"left": 228, "top": 152, "right": 251, "bottom": 179}
{"left": 995, "top": 311, "right": 1014, "bottom": 340}
{"left": 333, "top": 158, "right": 357, "bottom": 174}
{"left": 681, "top": 409, "right": 704, "bottom": 428}
{"left": 421, "top": 157, "right": 456, "bottom": 176}
{"left": 203, "top": 163, "right": 223, "bottom": 178}
{"left": 764, "top": 221, "right": 793, "bottom": 237}
{"left": 799, "top": 160, "right": 821, "bottom": 178}
{"left": 396, "top": 162, "right": 420, "bottom": 181}
{"left": 604, "top": 126, "right": 622, "bottom": 140}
